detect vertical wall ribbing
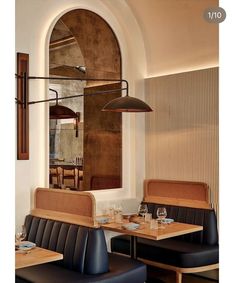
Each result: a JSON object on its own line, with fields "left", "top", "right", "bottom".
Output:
{"left": 145, "top": 68, "right": 219, "bottom": 213}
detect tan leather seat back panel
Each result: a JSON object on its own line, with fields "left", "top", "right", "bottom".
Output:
{"left": 144, "top": 180, "right": 211, "bottom": 209}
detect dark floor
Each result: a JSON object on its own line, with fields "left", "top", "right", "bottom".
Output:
{"left": 146, "top": 266, "right": 219, "bottom": 283}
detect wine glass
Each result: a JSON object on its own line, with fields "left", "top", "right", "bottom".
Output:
{"left": 156, "top": 207, "right": 167, "bottom": 228}
{"left": 138, "top": 204, "right": 148, "bottom": 219}
{"left": 15, "top": 225, "right": 27, "bottom": 246}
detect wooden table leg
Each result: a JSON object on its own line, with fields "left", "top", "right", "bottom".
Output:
{"left": 130, "top": 235, "right": 137, "bottom": 259}
{"left": 176, "top": 271, "right": 182, "bottom": 283}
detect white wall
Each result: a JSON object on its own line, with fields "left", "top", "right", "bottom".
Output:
{"left": 15, "top": 0, "right": 219, "bottom": 229}
{"left": 15, "top": 0, "right": 147, "bottom": 229}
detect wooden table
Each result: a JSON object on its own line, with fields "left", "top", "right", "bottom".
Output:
{"left": 101, "top": 221, "right": 203, "bottom": 259}
{"left": 15, "top": 247, "right": 63, "bottom": 269}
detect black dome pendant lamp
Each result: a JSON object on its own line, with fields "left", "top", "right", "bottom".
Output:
{"left": 49, "top": 88, "right": 78, "bottom": 119}
{"left": 49, "top": 88, "right": 80, "bottom": 137}
{"left": 102, "top": 94, "right": 153, "bottom": 112}
{"left": 102, "top": 80, "right": 152, "bottom": 112}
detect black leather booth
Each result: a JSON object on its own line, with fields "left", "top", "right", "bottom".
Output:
{"left": 111, "top": 203, "right": 219, "bottom": 281}
{"left": 16, "top": 215, "right": 146, "bottom": 283}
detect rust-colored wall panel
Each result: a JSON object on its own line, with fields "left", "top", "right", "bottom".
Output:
{"left": 61, "top": 9, "right": 121, "bottom": 82}
{"left": 83, "top": 83, "right": 122, "bottom": 190}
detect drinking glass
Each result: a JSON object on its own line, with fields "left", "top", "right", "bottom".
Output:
{"left": 150, "top": 219, "right": 158, "bottom": 230}
{"left": 157, "top": 207, "right": 167, "bottom": 221}
{"left": 114, "top": 204, "right": 123, "bottom": 224}
{"left": 15, "top": 225, "right": 27, "bottom": 246}
{"left": 138, "top": 204, "right": 148, "bottom": 218}
{"left": 108, "top": 204, "right": 116, "bottom": 220}
{"left": 156, "top": 207, "right": 167, "bottom": 229}
{"left": 144, "top": 213, "right": 152, "bottom": 223}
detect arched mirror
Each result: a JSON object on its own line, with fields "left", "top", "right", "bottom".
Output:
{"left": 49, "top": 9, "right": 122, "bottom": 191}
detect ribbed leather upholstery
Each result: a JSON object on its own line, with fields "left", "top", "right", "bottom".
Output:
{"left": 24, "top": 214, "right": 109, "bottom": 274}
{"left": 111, "top": 203, "right": 219, "bottom": 268}
{"left": 145, "top": 203, "right": 218, "bottom": 245}
{"left": 16, "top": 215, "right": 147, "bottom": 283}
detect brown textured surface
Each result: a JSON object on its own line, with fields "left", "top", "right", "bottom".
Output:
{"left": 144, "top": 179, "right": 210, "bottom": 208}
{"left": 90, "top": 175, "right": 121, "bottom": 190}
{"left": 35, "top": 188, "right": 95, "bottom": 218}
{"left": 60, "top": 9, "right": 121, "bottom": 82}
{"left": 145, "top": 180, "right": 208, "bottom": 201}
{"left": 83, "top": 83, "right": 122, "bottom": 190}
{"left": 49, "top": 10, "right": 122, "bottom": 190}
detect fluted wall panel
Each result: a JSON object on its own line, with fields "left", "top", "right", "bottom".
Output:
{"left": 145, "top": 68, "right": 219, "bottom": 213}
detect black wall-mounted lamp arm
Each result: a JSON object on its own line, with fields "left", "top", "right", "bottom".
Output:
{"left": 15, "top": 52, "right": 152, "bottom": 160}
{"left": 28, "top": 87, "right": 127, "bottom": 105}
{"left": 15, "top": 74, "right": 129, "bottom": 106}
{"left": 49, "top": 88, "right": 59, "bottom": 105}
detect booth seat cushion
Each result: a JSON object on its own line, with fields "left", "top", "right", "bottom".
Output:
{"left": 111, "top": 235, "right": 219, "bottom": 268}
{"left": 16, "top": 215, "right": 146, "bottom": 283}
{"left": 111, "top": 203, "right": 219, "bottom": 268}
{"left": 16, "top": 253, "right": 146, "bottom": 283}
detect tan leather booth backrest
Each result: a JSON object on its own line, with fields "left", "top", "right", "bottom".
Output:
{"left": 31, "top": 188, "right": 97, "bottom": 227}
{"left": 144, "top": 179, "right": 211, "bottom": 209}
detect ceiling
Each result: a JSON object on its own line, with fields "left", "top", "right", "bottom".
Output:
{"left": 49, "top": 0, "right": 218, "bottom": 79}
{"left": 125, "top": 0, "right": 219, "bottom": 77}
